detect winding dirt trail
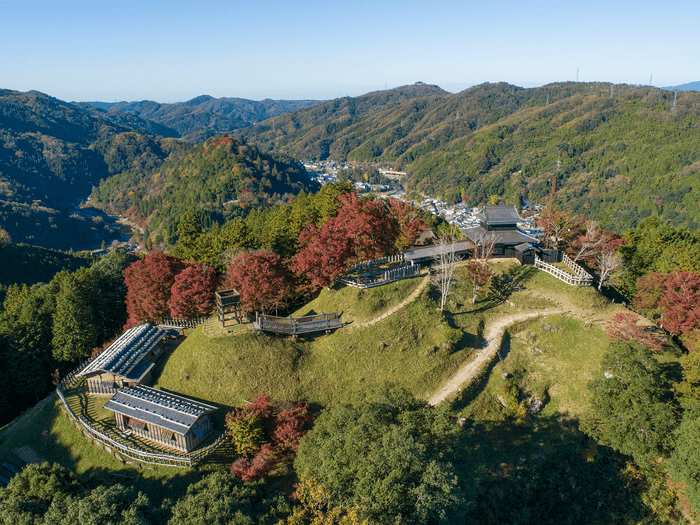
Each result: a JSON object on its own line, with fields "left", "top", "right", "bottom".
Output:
{"left": 351, "top": 274, "right": 430, "bottom": 329}
{"left": 428, "top": 308, "right": 562, "bottom": 405}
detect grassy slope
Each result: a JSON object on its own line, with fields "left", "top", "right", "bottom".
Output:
{"left": 155, "top": 276, "right": 477, "bottom": 408}
{"left": 1, "top": 261, "right": 681, "bottom": 505}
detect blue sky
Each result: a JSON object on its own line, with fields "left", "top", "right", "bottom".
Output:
{"left": 1, "top": 0, "right": 698, "bottom": 102}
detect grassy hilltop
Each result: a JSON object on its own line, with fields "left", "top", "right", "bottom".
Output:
{"left": 0, "top": 262, "right": 683, "bottom": 514}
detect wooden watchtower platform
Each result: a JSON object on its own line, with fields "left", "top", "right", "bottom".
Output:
{"left": 215, "top": 289, "right": 243, "bottom": 327}
{"left": 253, "top": 312, "right": 343, "bottom": 336}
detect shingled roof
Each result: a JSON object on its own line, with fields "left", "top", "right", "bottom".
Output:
{"left": 103, "top": 385, "right": 216, "bottom": 435}
{"left": 475, "top": 205, "right": 523, "bottom": 225}
{"left": 78, "top": 324, "right": 166, "bottom": 381}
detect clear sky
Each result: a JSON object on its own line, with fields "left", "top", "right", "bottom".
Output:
{"left": 1, "top": 0, "right": 698, "bottom": 103}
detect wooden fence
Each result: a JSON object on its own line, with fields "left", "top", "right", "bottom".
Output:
{"left": 253, "top": 311, "right": 343, "bottom": 335}
{"left": 335, "top": 263, "right": 422, "bottom": 289}
{"left": 534, "top": 256, "right": 593, "bottom": 287}
{"left": 561, "top": 253, "right": 594, "bottom": 281}
{"left": 56, "top": 363, "right": 226, "bottom": 468}
{"left": 159, "top": 317, "right": 208, "bottom": 329}
{"left": 345, "top": 254, "right": 404, "bottom": 273}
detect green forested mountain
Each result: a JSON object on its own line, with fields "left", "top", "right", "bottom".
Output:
{"left": 0, "top": 89, "right": 181, "bottom": 248}
{"left": 106, "top": 95, "right": 324, "bottom": 141}
{"left": 90, "top": 135, "right": 318, "bottom": 244}
{"left": 240, "top": 82, "right": 700, "bottom": 230}
{"left": 236, "top": 82, "right": 450, "bottom": 159}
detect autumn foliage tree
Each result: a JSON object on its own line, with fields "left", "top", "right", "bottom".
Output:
{"left": 225, "top": 392, "right": 312, "bottom": 483}
{"left": 659, "top": 270, "right": 700, "bottom": 349}
{"left": 169, "top": 263, "right": 217, "bottom": 318}
{"left": 387, "top": 199, "right": 428, "bottom": 252}
{"left": 294, "top": 192, "right": 395, "bottom": 289}
{"left": 124, "top": 252, "right": 185, "bottom": 327}
{"left": 604, "top": 312, "right": 663, "bottom": 351}
{"left": 224, "top": 251, "right": 289, "bottom": 314}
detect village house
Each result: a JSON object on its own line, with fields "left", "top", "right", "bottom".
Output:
{"left": 78, "top": 324, "right": 170, "bottom": 395}
{"left": 103, "top": 384, "right": 216, "bottom": 453}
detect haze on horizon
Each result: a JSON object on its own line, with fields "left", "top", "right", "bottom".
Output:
{"left": 2, "top": 0, "right": 698, "bottom": 103}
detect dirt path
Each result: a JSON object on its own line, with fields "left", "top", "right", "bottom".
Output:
{"left": 351, "top": 274, "right": 430, "bottom": 328}
{"left": 428, "top": 308, "right": 562, "bottom": 405}
{"left": 0, "top": 391, "right": 57, "bottom": 440}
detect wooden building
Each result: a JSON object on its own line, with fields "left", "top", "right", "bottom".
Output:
{"left": 78, "top": 324, "right": 168, "bottom": 395}
{"left": 103, "top": 385, "right": 216, "bottom": 453}
{"left": 461, "top": 205, "right": 540, "bottom": 259}
{"left": 403, "top": 240, "right": 473, "bottom": 267}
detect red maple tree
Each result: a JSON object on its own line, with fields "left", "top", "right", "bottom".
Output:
{"left": 605, "top": 312, "right": 664, "bottom": 351}
{"left": 225, "top": 391, "right": 312, "bottom": 482}
{"left": 293, "top": 219, "right": 355, "bottom": 288}
{"left": 293, "top": 192, "right": 396, "bottom": 288}
{"left": 224, "top": 252, "right": 288, "bottom": 314}
{"left": 633, "top": 272, "right": 669, "bottom": 316}
{"left": 169, "top": 263, "right": 218, "bottom": 318}
{"left": 387, "top": 199, "right": 428, "bottom": 251}
{"left": 230, "top": 444, "right": 275, "bottom": 482}
{"left": 272, "top": 403, "right": 313, "bottom": 455}
{"left": 124, "top": 253, "right": 185, "bottom": 327}
{"left": 659, "top": 270, "right": 700, "bottom": 337}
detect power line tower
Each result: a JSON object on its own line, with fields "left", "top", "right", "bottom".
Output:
{"left": 672, "top": 91, "right": 677, "bottom": 116}
{"left": 649, "top": 73, "right": 653, "bottom": 85}
{"left": 576, "top": 68, "right": 579, "bottom": 82}
{"left": 546, "top": 92, "right": 549, "bottom": 105}
{"left": 610, "top": 84, "right": 614, "bottom": 98}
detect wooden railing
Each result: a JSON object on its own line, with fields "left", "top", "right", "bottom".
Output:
{"left": 561, "top": 253, "right": 594, "bottom": 280}
{"left": 534, "top": 256, "right": 593, "bottom": 287}
{"left": 253, "top": 312, "right": 343, "bottom": 335}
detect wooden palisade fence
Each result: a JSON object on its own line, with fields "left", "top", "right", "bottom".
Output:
{"left": 159, "top": 317, "right": 208, "bottom": 329}
{"left": 345, "top": 253, "right": 404, "bottom": 273}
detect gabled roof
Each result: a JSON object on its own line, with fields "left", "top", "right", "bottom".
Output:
{"left": 78, "top": 324, "right": 166, "bottom": 381}
{"left": 403, "top": 240, "right": 473, "bottom": 262}
{"left": 461, "top": 226, "right": 539, "bottom": 246}
{"left": 475, "top": 205, "right": 522, "bottom": 225}
{"left": 103, "top": 385, "right": 216, "bottom": 435}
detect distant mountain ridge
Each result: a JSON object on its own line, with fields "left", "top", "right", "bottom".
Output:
{"left": 661, "top": 81, "right": 700, "bottom": 91}
{"left": 85, "top": 95, "right": 324, "bottom": 142}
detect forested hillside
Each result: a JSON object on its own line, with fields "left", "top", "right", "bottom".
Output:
{"left": 0, "top": 90, "right": 181, "bottom": 248}
{"left": 237, "top": 82, "right": 450, "bottom": 159}
{"left": 106, "top": 95, "right": 323, "bottom": 142}
{"left": 90, "top": 135, "right": 318, "bottom": 245}
{"left": 240, "top": 82, "right": 700, "bottom": 230}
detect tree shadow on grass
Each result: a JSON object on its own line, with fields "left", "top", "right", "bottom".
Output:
{"left": 458, "top": 412, "right": 658, "bottom": 525}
